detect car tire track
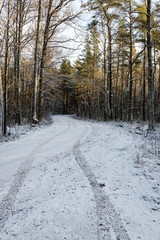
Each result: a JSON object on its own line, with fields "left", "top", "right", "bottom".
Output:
{"left": 73, "top": 133, "right": 131, "bottom": 240}
{"left": 0, "top": 118, "right": 72, "bottom": 230}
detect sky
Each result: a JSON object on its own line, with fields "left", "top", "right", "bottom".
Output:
{"left": 57, "top": 0, "right": 91, "bottom": 64}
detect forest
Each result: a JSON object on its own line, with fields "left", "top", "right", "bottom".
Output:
{"left": 0, "top": 0, "right": 160, "bottom": 136}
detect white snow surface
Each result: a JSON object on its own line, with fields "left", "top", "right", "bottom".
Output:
{"left": 0, "top": 115, "right": 159, "bottom": 240}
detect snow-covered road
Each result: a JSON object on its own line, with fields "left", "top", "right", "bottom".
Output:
{"left": 0, "top": 116, "right": 159, "bottom": 240}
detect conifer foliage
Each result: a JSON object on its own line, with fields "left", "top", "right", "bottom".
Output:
{"left": 58, "top": 0, "right": 160, "bottom": 129}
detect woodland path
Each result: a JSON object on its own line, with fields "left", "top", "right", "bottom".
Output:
{"left": 0, "top": 116, "right": 137, "bottom": 239}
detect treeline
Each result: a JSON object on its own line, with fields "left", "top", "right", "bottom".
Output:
{"left": 0, "top": 0, "right": 79, "bottom": 136}
{"left": 0, "top": 0, "right": 160, "bottom": 137}
{"left": 59, "top": 0, "right": 160, "bottom": 130}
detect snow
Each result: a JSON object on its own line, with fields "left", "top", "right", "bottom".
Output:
{"left": 0, "top": 115, "right": 160, "bottom": 240}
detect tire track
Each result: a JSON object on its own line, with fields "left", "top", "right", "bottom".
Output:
{"left": 0, "top": 157, "right": 33, "bottom": 229}
{"left": 0, "top": 117, "right": 71, "bottom": 168}
{"left": 73, "top": 134, "right": 131, "bottom": 240}
{"left": 0, "top": 117, "right": 72, "bottom": 230}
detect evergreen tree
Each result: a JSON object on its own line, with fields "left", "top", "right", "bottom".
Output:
{"left": 147, "top": 0, "right": 154, "bottom": 129}
{"left": 60, "top": 58, "right": 74, "bottom": 114}
{"left": 60, "top": 58, "right": 72, "bottom": 75}
{"left": 135, "top": 2, "right": 147, "bottom": 121}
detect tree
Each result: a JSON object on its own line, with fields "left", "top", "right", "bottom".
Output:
{"left": 60, "top": 58, "right": 72, "bottom": 75}
{"left": 75, "top": 34, "right": 93, "bottom": 118}
{"left": 147, "top": 0, "right": 154, "bottom": 129}
{"left": 128, "top": 0, "right": 134, "bottom": 122}
{"left": 89, "top": 20, "right": 101, "bottom": 119}
{"left": 3, "top": 0, "right": 11, "bottom": 135}
{"left": 13, "top": 0, "right": 31, "bottom": 125}
{"left": 37, "top": 0, "right": 79, "bottom": 120}
{"left": 97, "top": 0, "right": 114, "bottom": 119}
{"left": 135, "top": 2, "right": 147, "bottom": 121}
{"left": 60, "top": 58, "right": 73, "bottom": 114}
{"left": 0, "top": 0, "right": 3, "bottom": 136}
{"left": 32, "top": 0, "right": 42, "bottom": 123}
{"left": 100, "top": 17, "right": 108, "bottom": 120}
{"left": 114, "top": 20, "right": 129, "bottom": 120}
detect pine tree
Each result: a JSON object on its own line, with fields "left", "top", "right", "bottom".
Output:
{"left": 136, "top": 2, "right": 147, "bottom": 121}
{"left": 115, "top": 20, "right": 130, "bottom": 120}
{"left": 147, "top": 0, "right": 154, "bottom": 129}
{"left": 60, "top": 58, "right": 73, "bottom": 114}
{"left": 60, "top": 58, "right": 72, "bottom": 75}
{"left": 88, "top": 20, "right": 101, "bottom": 119}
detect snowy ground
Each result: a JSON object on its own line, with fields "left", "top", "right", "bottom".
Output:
{"left": 0, "top": 115, "right": 159, "bottom": 240}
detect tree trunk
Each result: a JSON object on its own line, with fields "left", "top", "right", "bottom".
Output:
{"left": 14, "top": 3, "right": 18, "bottom": 121}
{"left": 143, "top": 34, "right": 146, "bottom": 121}
{"left": 0, "top": 0, "right": 3, "bottom": 136}
{"left": 107, "top": 25, "right": 113, "bottom": 120}
{"left": 103, "top": 35, "right": 107, "bottom": 121}
{"left": 33, "top": 0, "right": 42, "bottom": 123}
{"left": 3, "top": 0, "right": 11, "bottom": 135}
{"left": 38, "top": 0, "right": 53, "bottom": 120}
{"left": 147, "top": 0, "right": 154, "bottom": 130}
{"left": 121, "top": 42, "right": 124, "bottom": 121}
{"left": 128, "top": 0, "right": 133, "bottom": 122}
{"left": 115, "top": 42, "right": 120, "bottom": 120}
{"left": 17, "top": 0, "right": 23, "bottom": 125}
{"left": 98, "top": 1, "right": 113, "bottom": 120}
{"left": 158, "top": 58, "right": 160, "bottom": 122}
